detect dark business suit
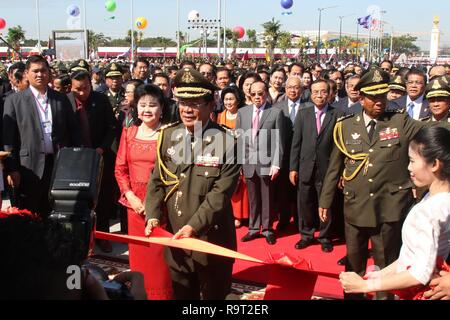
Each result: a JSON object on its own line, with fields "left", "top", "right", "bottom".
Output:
{"left": 290, "top": 104, "right": 343, "bottom": 243}
{"left": 332, "top": 97, "right": 363, "bottom": 115}
{"left": 67, "top": 91, "right": 119, "bottom": 232}
{"left": 387, "top": 95, "right": 430, "bottom": 119}
{"left": 3, "top": 87, "right": 81, "bottom": 216}
{"left": 236, "top": 103, "right": 284, "bottom": 236}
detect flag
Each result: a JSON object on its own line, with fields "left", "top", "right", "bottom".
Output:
{"left": 241, "top": 50, "right": 249, "bottom": 62}
{"left": 265, "top": 48, "right": 271, "bottom": 63}
{"left": 370, "top": 19, "right": 381, "bottom": 31}
{"left": 117, "top": 47, "right": 132, "bottom": 58}
{"left": 357, "top": 15, "right": 372, "bottom": 29}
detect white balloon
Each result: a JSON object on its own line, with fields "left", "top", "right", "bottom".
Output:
{"left": 67, "top": 16, "right": 81, "bottom": 29}
{"left": 188, "top": 10, "right": 200, "bottom": 21}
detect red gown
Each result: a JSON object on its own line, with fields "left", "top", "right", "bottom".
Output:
{"left": 115, "top": 125, "right": 173, "bottom": 300}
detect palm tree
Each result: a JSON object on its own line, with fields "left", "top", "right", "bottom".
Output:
{"left": 126, "top": 30, "right": 144, "bottom": 47}
{"left": 156, "top": 37, "right": 173, "bottom": 59}
{"left": 262, "top": 18, "right": 282, "bottom": 65}
{"left": 246, "top": 29, "right": 258, "bottom": 56}
{"left": 296, "top": 36, "right": 310, "bottom": 62}
{"left": 88, "top": 31, "right": 111, "bottom": 51}
{"left": 278, "top": 32, "right": 292, "bottom": 55}
{"left": 7, "top": 25, "right": 26, "bottom": 53}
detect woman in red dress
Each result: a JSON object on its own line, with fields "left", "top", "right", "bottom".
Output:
{"left": 217, "top": 86, "right": 249, "bottom": 228}
{"left": 115, "top": 84, "right": 173, "bottom": 299}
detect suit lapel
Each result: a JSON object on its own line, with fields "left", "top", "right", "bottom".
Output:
{"left": 47, "top": 89, "right": 59, "bottom": 142}
{"left": 318, "top": 106, "right": 333, "bottom": 137}
{"left": 25, "top": 89, "right": 44, "bottom": 137}
{"left": 258, "top": 104, "right": 271, "bottom": 131}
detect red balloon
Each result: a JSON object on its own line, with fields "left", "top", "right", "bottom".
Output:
{"left": 233, "top": 26, "right": 245, "bottom": 39}
{"left": 0, "top": 18, "right": 6, "bottom": 30}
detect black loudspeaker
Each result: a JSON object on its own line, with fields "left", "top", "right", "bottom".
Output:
{"left": 48, "top": 148, "right": 104, "bottom": 258}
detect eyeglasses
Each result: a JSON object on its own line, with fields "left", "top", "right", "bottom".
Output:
{"left": 178, "top": 100, "right": 204, "bottom": 109}
{"left": 311, "top": 90, "right": 329, "bottom": 96}
{"left": 406, "top": 80, "right": 425, "bottom": 86}
{"left": 250, "top": 92, "right": 265, "bottom": 97}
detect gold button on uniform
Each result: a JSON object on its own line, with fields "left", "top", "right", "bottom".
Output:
{"left": 368, "top": 179, "right": 373, "bottom": 182}
{"left": 180, "top": 173, "right": 186, "bottom": 178}
{"left": 177, "top": 210, "right": 182, "bottom": 216}
{"left": 369, "top": 163, "right": 373, "bottom": 167}
{"left": 369, "top": 149, "right": 374, "bottom": 153}
{"left": 398, "top": 186, "right": 402, "bottom": 189}
{"left": 370, "top": 193, "right": 374, "bottom": 197}
{"left": 388, "top": 144, "right": 392, "bottom": 147}
{"left": 204, "top": 171, "right": 209, "bottom": 176}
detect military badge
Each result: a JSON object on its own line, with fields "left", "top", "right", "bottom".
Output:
{"left": 379, "top": 127, "right": 400, "bottom": 141}
{"left": 356, "top": 116, "right": 361, "bottom": 122}
{"left": 167, "top": 146, "right": 176, "bottom": 157}
{"left": 195, "top": 155, "right": 220, "bottom": 167}
{"left": 351, "top": 133, "right": 361, "bottom": 140}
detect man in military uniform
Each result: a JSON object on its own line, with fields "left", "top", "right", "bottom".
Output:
{"left": 69, "top": 59, "right": 90, "bottom": 75}
{"left": 102, "top": 62, "right": 125, "bottom": 119}
{"left": 420, "top": 75, "right": 450, "bottom": 122}
{"left": 144, "top": 68, "right": 241, "bottom": 300}
{"left": 318, "top": 68, "right": 446, "bottom": 299}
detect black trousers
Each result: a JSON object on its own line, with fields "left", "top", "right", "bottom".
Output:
{"left": 169, "top": 259, "right": 234, "bottom": 300}
{"left": 344, "top": 221, "right": 402, "bottom": 300}
{"left": 19, "top": 155, "right": 54, "bottom": 218}
{"left": 274, "top": 168, "right": 297, "bottom": 227}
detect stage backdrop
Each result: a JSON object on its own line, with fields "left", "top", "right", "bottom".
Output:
{"left": 52, "top": 29, "right": 88, "bottom": 60}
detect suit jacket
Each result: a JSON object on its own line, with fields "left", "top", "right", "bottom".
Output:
{"left": 318, "top": 110, "right": 445, "bottom": 227}
{"left": 236, "top": 103, "right": 285, "bottom": 178}
{"left": 145, "top": 121, "right": 240, "bottom": 267}
{"left": 332, "top": 97, "right": 363, "bottom": 115}
{"left": 3, "top": 87, "right": 81, "bottom": 179}
{"left": 290, "top": 105, "right": 343, "bottom": 183}
{"left": 387, "top": 95, "right": 431, "bottom": 119}
{"left": 274, "top": 99, "right": 309, "bottom": 169}
{"left": 162, "top": 98, "right": 180, "bottom": 124}
{"left": 67, "top": 91, "right": 118, "bottom": 152}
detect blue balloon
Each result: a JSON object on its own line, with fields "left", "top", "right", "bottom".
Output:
{"left": 67, "top": 4, "right": 80, "bottom": 17}
{"left": 281, "top": 0, "right": 293, "bottom": 10}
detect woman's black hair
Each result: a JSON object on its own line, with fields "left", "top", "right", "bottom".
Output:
{"left": 131, "top": 84, "right": 166, "bottom": 126}
{"left": 237, "top": 71, "right": 262, "bottom": 91}
{"left": 220, "top": 86, "right": 245, "bottom": 109}
{"left": 410, "top": 127, "right": 450, "bottom": 181}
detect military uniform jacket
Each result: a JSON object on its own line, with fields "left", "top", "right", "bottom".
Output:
{"left": 102, "top": 88, "right": 125, "bottom": 118}
{"left": 319, "top": 110, "right": 439, "bottom": 228}
{"left": 145, "top": 121, "right": 241, "bottom": 267}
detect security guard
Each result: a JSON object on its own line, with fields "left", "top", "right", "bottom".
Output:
{"left": 420, "top": 75, "right": 450, "bottom": 122}
{"left": 318, "top": 68, "right": 445, "bottom": 299}
{"left": 102, "top": 62, "right": 125, "bottom": 118}
{"left": 144, "top": 67, "right": 241, "bottom": 300}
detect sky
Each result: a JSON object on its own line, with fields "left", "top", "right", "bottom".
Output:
{"left": 0, "top": 0, "right": 449, "bottom": 50}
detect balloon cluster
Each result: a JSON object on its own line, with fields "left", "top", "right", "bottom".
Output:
{"left": 280, "top": 0, "right": 294, "bottom": 15}
{"left": 66, "top": 4, "right": 81, "bottom": 29}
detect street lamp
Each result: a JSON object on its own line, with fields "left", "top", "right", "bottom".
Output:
{"left": 338, "top": 13, "right": 354, "bottom": 62}
{"left": 317, "top": 5, "right": 338, "bottom": 62}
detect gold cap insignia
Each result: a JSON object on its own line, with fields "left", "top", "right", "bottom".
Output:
{"left": 181, "top": 68, "right": 195, "bottom": 84}
{"left": 432, "top": 80, "right": 442, "bottom": 90}
{"left": 111, "top": 63, "right": 117, "bottom": 71}
{"left": 373, "top": 70, "right": 383, "bottom": 82}
{"left": 79, "top": 60, "right": 86, "bottom": 67}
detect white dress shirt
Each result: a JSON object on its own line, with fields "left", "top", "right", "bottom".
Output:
{"left": 30, "top": 85, "right": 54, "bottom": 154}
{"left": 396, "top": 192, "right": 450, "bottom": 285}
{"left": 363, "top": 112, "right": 377, "bottom": 133}
{"left": 406, "top": 95, "right": 424, "bottom": 120}
{"left": 288, "top": 99, "right": 301, "bottom": 119}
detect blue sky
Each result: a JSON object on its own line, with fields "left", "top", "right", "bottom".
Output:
{"left": 0, "top": 0, "right": 449, "bottom": 50}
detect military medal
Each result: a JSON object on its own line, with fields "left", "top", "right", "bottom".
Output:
{"left": 196, "top": 155, "right": 220, "bottom": 167}
{"left": 379, "top": 127, "right": 399, "bottom": 141}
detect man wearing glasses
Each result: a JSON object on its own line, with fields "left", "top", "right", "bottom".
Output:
{"left": 144, "top": 67, "right": 241, "bottom": 299}
{"left": 388, "top": 68, "right": 431, "bottom": 120}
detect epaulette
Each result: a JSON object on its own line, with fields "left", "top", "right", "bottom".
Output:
{"left": 158, "top": 121, "right": 181, "bottom": 131}
{"left": 336, "top": 114, "right": 354, "bottom": 122}
{"left": 419, "top": 116, "right": 431, "bottom": 122}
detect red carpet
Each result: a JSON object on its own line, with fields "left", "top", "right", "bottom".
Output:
{"left": 232, "top": 224, "right": 346, "bottom": 299}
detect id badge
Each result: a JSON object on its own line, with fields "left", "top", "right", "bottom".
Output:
{"left": 43, "top": 121, "right": 52, "bottom": 134}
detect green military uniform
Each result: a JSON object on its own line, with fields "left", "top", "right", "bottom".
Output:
{"left": 319, "top": 68, "right": 444, "bottom": 299}
{"left": 145, "top": 68, "right": 241, "bottom": 300}
{"left": 102, "top": 62, "right": 125, "bottom": 118}
{"left": 388, "top": 74, "right": 406, "bottom": 92}
{"left": 420, "top": 75, "right": 450, "bottom": 123}
{"left": 69, "top": 59, "right": 90, "bottom": 74}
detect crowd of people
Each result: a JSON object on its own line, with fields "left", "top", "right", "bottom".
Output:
{"left": 0, "top": 52, "right": 449, "bottom": 300}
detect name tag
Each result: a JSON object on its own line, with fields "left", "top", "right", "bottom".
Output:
{"left": 346, "top": 139, "right": 362, "bottom": 145}
{"left": 195, "top": 155, "right": 220, "bottom": 167}
{"left": 43, "top": 121, "right": 52, "bottom": 134}
{"left": 379, "top": 127, "right": 399, "bottom": 141}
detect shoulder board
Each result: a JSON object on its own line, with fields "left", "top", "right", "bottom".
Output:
{"left": 218, "top": 124, "right": 239, "bottom": 138}
{"left": 386, "top": 108, "right": 406, "bottom": 114}
{"left": 158, "top": 121, "right": 181, "bottom": 131}
{"left": 420, "top": 116, "right": 431, "bottom": 122}
{"left": 336, "top": 114, "right": 354, "bottom": 122}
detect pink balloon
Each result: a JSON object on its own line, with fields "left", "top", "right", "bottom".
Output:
{"left": 233, "top": 26, "right": 245, "bottom": 39}
{"left": 0, "top": 18, "right": 6, "bottom": 30}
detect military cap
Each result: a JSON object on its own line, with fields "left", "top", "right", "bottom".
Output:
{"left": 70, "top": 59, "right": 90, "bottom": 73}
{"left": 425, "top": 75, "right": 450, "bottom": 99}
{"left": 104, "top": 62, "right": 123, "bottom": 78}
{"left": 173, "top": 67, "right": 219, "bottom": 99}
{"left": 354, "top": 68, "right": 390, "bottom": 96}
{"left": 388, "top": 74, "right": 406, "bottom": 92}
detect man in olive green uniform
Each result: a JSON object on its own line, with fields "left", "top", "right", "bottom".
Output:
{"left": 318, "top": 68, "right": 442, "bottom": 299}
{"left": 420, "top": 75, "right": 450, "bottom": 123}
{"left": 102, "top": 62, "right": 125, "bottom": 119}
{"left": 144, "top": 67, "right": 241, "bottom": 300}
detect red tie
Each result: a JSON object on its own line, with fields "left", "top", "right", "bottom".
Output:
{"left": 316, "top": 110, "right": 323, "bottom": 134}
{"left": 252, "top": 108, "right": 261, "bottom": 141}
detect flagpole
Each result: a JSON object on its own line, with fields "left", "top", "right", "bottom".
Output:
{"left": 83, "top": 0, "right": 87, "bottom": 59}
{"left": 176, "top": 0, "right": 180, "bottom": 60}
{"left": 356, "top": 22, "right": 359, "bottom": 63}
{"left": 131, "top": 0, "right": 134, "bottom": 62}
{"left": 223, "top": 0, "right": 227, "bottom": 61}
{"left": 35, "top": 0, "right": 42, "bottom": 54}
{"left": 217, "top": 0, "right": 221, "bottom": 59}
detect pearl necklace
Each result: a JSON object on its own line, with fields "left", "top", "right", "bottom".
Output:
{"left": 140, "top": 124, "right": 161, "bottom": 138}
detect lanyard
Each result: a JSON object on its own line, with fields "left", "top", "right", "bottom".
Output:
{"left": 34, "top": 94, "right": 49, "bottom": 120}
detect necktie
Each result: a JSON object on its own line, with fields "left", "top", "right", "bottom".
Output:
{"left": 407, "top": 102, "right": 415, "bottom": 118}
{"left": 316, "top": 110, "right": 323, "bottom": 134}
{"left": 368, "top": 120, "right": 376, "bottom": 142}
{"left": 289, "top": 103, "right": 297, "bottom": 123}
{"left": 252, "top": 108, "right": 260, "bottom": 141}
{"left": 184, "top": 133, "right": 194, "bottom": 163}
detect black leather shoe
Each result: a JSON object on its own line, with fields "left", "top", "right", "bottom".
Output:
{"left": 295, "top": 239, "right": 313, "bottom": 249}
{"left": 265, "top": 234, "right": 276, "bottom": 245}
{"left": 321, "top": 242, "right": 334, "bottom": 253}
{"left": 241, "top": 233, "right": 260, "bottom": 242}
{"left": 337, "top": 256, "right": 347, "bottom": 265}
{"left": 276, "top": 222, "right": 289, "bottom": 232}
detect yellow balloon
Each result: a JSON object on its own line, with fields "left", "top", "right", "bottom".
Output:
{"left": 135, "top": 17, "right": 148, "bottom": 30}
